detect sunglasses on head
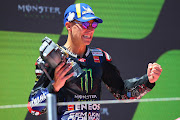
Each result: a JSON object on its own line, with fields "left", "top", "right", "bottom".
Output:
{"left": 73, "top": 21, "right": 98, "bottom": 29}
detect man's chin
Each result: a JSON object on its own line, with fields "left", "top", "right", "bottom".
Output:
{"left": 83, "top": 39, "right": 92, "bottom": 45}
{"left": 85, "top": 40, "right": 92, "bottom": 45}
{"left": 84, "top": 42, "right": 91, "bottom": 46}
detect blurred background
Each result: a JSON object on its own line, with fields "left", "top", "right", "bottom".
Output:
{"left": 0, "top": 0, "right": 179, "bottom": 119}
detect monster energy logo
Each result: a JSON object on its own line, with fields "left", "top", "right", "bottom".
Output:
{"left": 81, "top": 68, "right": 93, "bottom": 93}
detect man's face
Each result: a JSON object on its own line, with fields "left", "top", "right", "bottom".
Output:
{"left": 70, "top": 20, "right": 96, "bottom": 46}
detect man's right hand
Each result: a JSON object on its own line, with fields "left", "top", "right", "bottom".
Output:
{"left": 53, "top": 62, "right": 74, "bottom": 92}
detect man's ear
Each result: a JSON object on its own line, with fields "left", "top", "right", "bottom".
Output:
{"left": 65, "top": 22, "right": 72, "bottom": 31}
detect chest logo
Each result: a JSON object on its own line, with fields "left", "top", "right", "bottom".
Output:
{"left": 81, "top": 68, "right": 93, "bottom": 93}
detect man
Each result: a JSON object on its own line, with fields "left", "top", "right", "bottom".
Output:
{"left": 27, "top": 3, "right": 162, "bottom": 120}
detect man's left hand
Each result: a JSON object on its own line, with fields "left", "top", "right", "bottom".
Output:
{"left": 147, "top": 63, "right": 163, "bottom": 83}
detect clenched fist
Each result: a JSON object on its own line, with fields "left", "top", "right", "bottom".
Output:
{"left": 147, "top": 63, "right": 162, "bottom": 83}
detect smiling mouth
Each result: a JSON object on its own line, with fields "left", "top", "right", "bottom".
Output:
{"left": 83, "top": 35, "right": 91, "bottom": 39}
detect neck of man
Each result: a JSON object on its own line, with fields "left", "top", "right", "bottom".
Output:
{"left": 64, "top": 36, "right": 86, "bottom": 58}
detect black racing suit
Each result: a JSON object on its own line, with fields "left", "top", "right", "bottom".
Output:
{"left": 27, "top": 46, "right": 155, "bottom": 120}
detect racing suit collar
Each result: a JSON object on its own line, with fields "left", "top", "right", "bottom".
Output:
{"left": 62, "top": 46, "right": 90, "bottom": 58}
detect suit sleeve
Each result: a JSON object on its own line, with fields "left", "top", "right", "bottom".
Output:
{"left": 101, "top": 52, "right": 155, "bottom": 100}
{"left": 27, "top": 56, "right": 55, "bottom": 116}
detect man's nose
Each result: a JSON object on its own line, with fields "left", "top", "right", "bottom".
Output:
{"left": 87, "top": 26, "right": 95, "bottom": 31}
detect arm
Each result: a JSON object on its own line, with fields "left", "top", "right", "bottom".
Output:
{"left": 102, "top": 61, "right": 155, "bottom": 100}
{"left": 101, "top": 50, "right": 162, "bottom": 100}
{"left": 27, "top": 57, "right": 55, "bottom": 116}
{"left": 122, "top": 62, "right": 162, "bottom": 99}
{"left": 27, "top": 57, "right": 73, "bottom": 116}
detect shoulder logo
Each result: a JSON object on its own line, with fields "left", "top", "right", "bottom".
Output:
{"left": 92, "top": 52, "right": 103, "bottom": 56}
{"left": 96, "top": 48, "right": 112, "bottom": 61}
{"left": 90, "top": 48, "right": 103, "bottom": 56}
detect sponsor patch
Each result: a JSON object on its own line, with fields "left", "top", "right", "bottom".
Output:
{"left": 93, "top": 56, "right": 100, "bottom": 63}
{"left": 90, "top": 49, "right": 102, "bottom": 52}
{"left": 68, "top": 105, "right": 74, "bottom": 111}
{"left": 92, "top": 52, "right": 103, "bottom": 56}
{"left": 35, "top": 69, "right": 43, "bottom": 76}
{"left": 67, "top": 104, "right": 100, "bottom": 120}
{"left": 78, "top": 58, "right": 86, "bottom": 62}
{"left": 96, "top": 48, "right": 112, "bottom": 61}
{"left": 74, "top": 95, "right": 97, "bottom": 100}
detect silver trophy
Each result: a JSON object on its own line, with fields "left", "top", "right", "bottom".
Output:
{"left": 39, "top": 37, "right": 84, "bottom": 81}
